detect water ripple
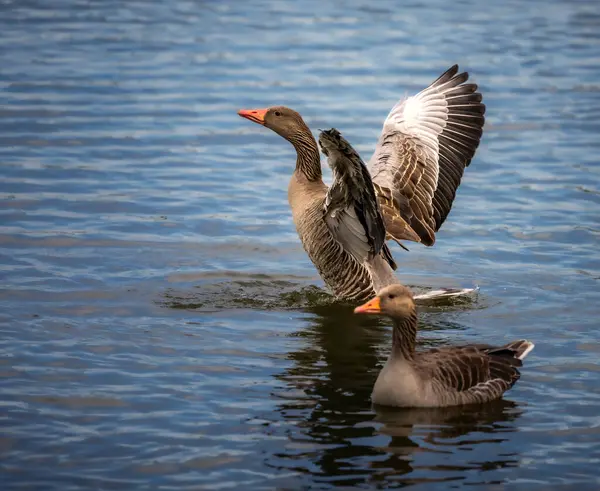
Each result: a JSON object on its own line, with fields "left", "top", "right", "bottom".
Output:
{"left": 2, "top": 0, "right": 600, "bottom": 489}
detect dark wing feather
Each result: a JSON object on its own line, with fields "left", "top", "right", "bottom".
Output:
{"left": 319, "top": 128, "right": 397, "bottom": 270}
{"left": 484, "top": 339, "right": 535, "bottom": 362}
{"left": 420, "top": 344, "right": 524, "bottom": 395}
{"left": 369, "top": 65, "right": 486, "bottom": 246}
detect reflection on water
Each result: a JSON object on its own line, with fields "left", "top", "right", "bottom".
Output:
{"left": 372, "top": 401, "right": 522, "bottom": 486}
{"left": 267, "top": 305, "right": 523, "bottom": 487}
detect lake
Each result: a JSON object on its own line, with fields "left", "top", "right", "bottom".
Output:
{"left": 1, "top": 0, "right": 600, "bottom": 489}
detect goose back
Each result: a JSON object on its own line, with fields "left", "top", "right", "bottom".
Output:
{"left": 416, "top": 344, "right": 524, "bottom": 407}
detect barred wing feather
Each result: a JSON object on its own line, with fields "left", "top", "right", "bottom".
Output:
{"left": 369, "top": 65, "right": 485, "bottom": 246}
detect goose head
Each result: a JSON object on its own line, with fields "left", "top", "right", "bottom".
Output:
{"left": 354, "top": 284, "right": 416, "bottom": 319}
{"left": 238, "top": 105, "right": 310, "bottom": 143}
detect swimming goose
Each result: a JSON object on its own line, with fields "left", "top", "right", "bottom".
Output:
{"left": 238, "top": 65, "right": 485, "bottom": 302}
{"left": 354, "top": 284, "right": 534, "bottom": 407}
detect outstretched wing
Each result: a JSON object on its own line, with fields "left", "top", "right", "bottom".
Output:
{"left": 319, "top": 128, "right": 396, "bottom": 270}
{"left": 369, "top": 65, "right": 486, "bottom": 246}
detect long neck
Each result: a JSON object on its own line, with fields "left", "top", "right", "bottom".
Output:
{"left": 391, "top": 311, "right": 417, "bottom": 360}
{"left": 290, "top": 126, "right": 322, "bottom": 182}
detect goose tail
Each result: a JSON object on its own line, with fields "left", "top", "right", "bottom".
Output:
{"left": 503, "top": 340, "right": 535, "bottom": 361}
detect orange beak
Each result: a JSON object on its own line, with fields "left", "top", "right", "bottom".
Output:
{"left": 354, "top": 296, "right": 381, "bottom": 314}
{"left": 238, "top": 108, "right": 268, "bottom": 125}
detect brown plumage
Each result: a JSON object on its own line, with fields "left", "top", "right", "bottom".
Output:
{"left": 238, "top": 107, "right": 396, "bottom": 302}
{"left": 354, "top": 284, "right": 534, "bottom": 408}
{"left": 237, "top": 65, "right": 485, "bottom": 301}
{"left": 369, "top": 64, "right": 486, "bottom": 246}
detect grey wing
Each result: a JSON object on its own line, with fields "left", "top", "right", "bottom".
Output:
{"left": 320, "top": 129, "right": 394, "bottom": 268}
{"left": 422, "top": 346, "right": 520, "bottom": 395}
{"left": 369, "top": 65, "right": 485, "bottom": 246}
{"left": 324, "top": 194, "right": 373, "bottom": 264}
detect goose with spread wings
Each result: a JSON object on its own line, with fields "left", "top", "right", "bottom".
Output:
{"left": 238, "top": 65, "right": 485, "bottom": 302}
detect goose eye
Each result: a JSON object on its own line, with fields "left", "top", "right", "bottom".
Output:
{"left": 274, "top": 111, "right": 281, "bottom": 117}
{"left": 388, "top": 294, "right": 396, "bottom": 300}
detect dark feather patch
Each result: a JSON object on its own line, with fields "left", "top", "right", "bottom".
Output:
{"left": 421, "top": 338, "right": 533, "bottom": 398}
{"left": 319, "top": 128, "right": 396, "bottom": 270}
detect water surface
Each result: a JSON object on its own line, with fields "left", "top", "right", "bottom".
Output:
{"left": 2, "top": 0, "right": 600, "bottom": 489}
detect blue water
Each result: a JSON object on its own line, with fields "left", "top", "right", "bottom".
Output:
{"left": 1, "top": 0, "right": 600, "bottom": 489}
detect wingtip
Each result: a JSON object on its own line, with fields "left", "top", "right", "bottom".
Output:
{"left": 413, "top": 286, "right": 479, "bottom": 301}
{"left": 518, "top": 341, "right": 535, "bottom": 360}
